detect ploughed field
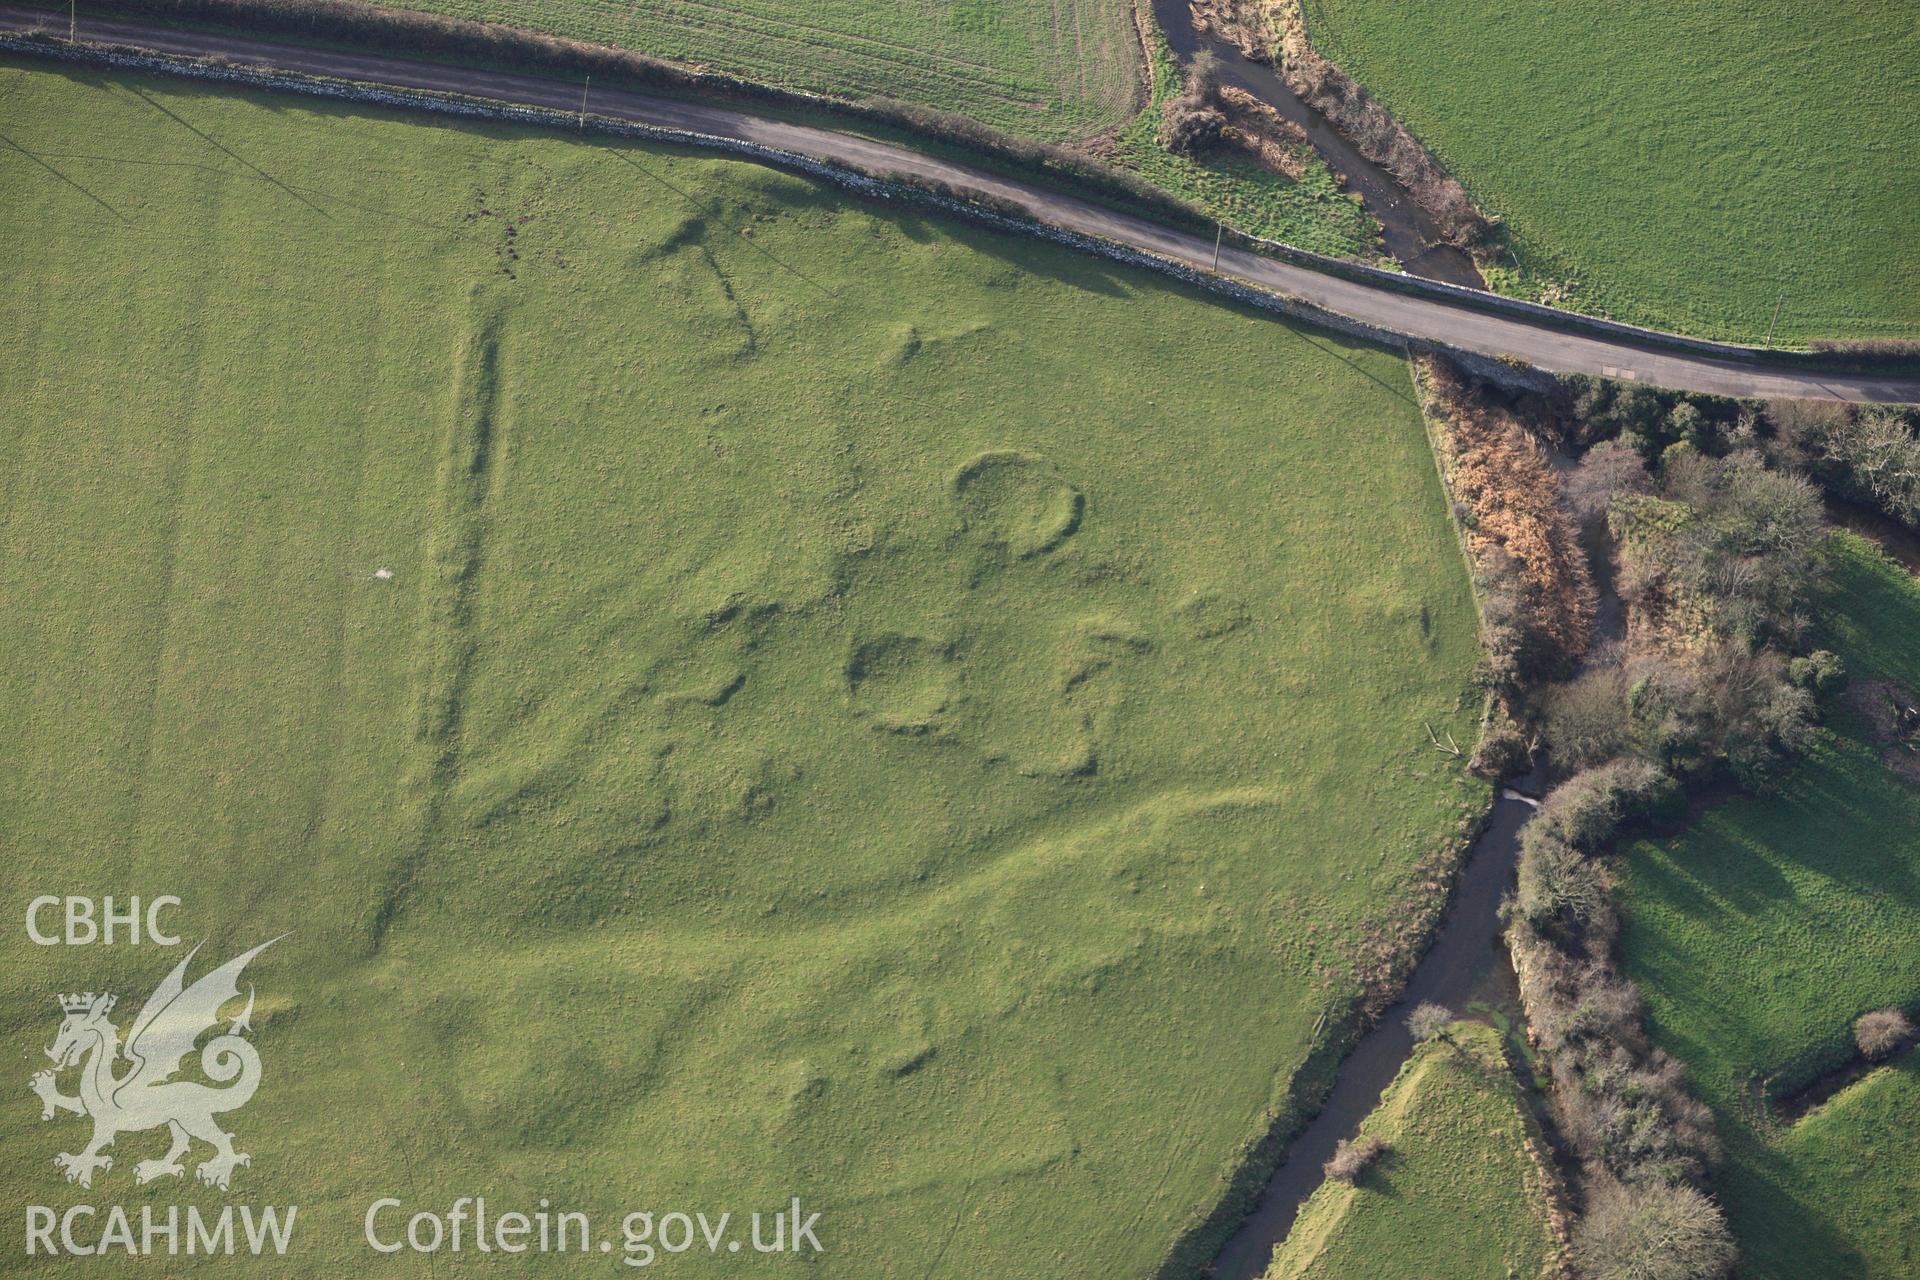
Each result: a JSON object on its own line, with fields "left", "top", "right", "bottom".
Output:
{"left": 1619, "top": 536, "right": 1920, "bottom": 1277}
{"left": 360, "top": 0, "right": 1145, "bottom": 140}
{"left": 0, "top": 58, "right": 1485, "bottom": 1276}
{"left": 1301, "top": 0, "right": 1920, "bottom": 344}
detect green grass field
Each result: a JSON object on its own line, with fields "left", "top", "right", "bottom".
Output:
{"left": 1299, "top": 0, "right": 1920, "bottom": 343}
{"left": 0, "top": 58, "right": 1485, "bottom": 1276}
{"left": 1267, "top": 1022, "right": 1561, "bottom": 1280}
{"left": 380, "top": 0, "right": 1143, "bottom": 140}
{"left": 1619, "top": 535, "right": 1920, "bottom": 1277}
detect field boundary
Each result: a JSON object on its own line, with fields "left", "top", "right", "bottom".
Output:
{"left": 21, "top": 0, "right": 1199, "bottom": 224}
{"left": 7, "top": 20, "right": 1918, "bottom": 399}
{"left": 1408, "top": 357, "right": 1489, "bottom": 633}
{"left": 1222, "top": 229, "right": 1911, "bottom": 371}
{"left": 8, "top": 6, "right": 1920, "bottom": 378}
{"left": 0, "top": 48, "right": 1508, "bottom": 1278}
{"left": 1268, "top": 1028, "right": 1575, "bottom": 1278}
{"left": 0, "top": 31, "right": 1427, "bottom": 356}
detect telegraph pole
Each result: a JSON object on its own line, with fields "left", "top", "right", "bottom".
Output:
{"left": 579, "top": 74, "right": 591, "bottom": 130}
{"left": 1212, "top": 222, "right": 1222, "bottom": 272}
{"left": 1764, "top": 293, "right": 1785, "bottom": 348}
{"left": 69, "top": 0, "right": 76, "bottom": 42}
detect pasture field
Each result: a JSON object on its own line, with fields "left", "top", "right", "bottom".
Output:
{"left": 1618, "top": 535, "right": 1920, "bottom": 1276}
{"left": 1299, "top": 0, "right": 1920, "bottom": 343}
{"left": 0, "top": 58, "right": 1485, "bottom": 1276}
{"left": 375, "top": 0, "right": 1143, "bottom": 139}
{"left": 1266, "top": 1022, "right": 1561, "bottom": 1280}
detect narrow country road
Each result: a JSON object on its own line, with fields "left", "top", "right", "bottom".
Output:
{"left": 2, "top": 5, "right": 1917, "bottom": 403}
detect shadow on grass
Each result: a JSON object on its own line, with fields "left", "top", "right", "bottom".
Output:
{"left": 1619, "top": 538, "right": 1920, "bottom": 1275}
{"left": 0, "top": 129, "right": 126, "bottom": 221}
{"left": 122, "top": 83, "right": 332, "bottom": 219}
{"left": 1718, "top": 1133, "right": 1873, "bottom": 1279}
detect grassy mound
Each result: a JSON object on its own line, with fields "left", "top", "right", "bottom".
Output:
{"left": 950, "top": 449, "right": 1084, "bottom": 558}
{"left": 1619, "top": 535, "right": 1920, "bottom": 1276}
{"left": 1301, "top": 0, "right": 1920, "bottom": 342}
{"left": 1267, "top": 1022, "right": 1563, "bottom": 1280}
{"left": 0, "top": 58, "right": 1483, "bottom": 1277}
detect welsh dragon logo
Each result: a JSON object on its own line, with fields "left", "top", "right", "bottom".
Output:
{"left": 30, "top": 940, "right": 278, "bottom": 1191}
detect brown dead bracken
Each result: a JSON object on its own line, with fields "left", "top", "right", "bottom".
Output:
{"left": 1418, "top": 355, "right": 1597, "bottom": 661}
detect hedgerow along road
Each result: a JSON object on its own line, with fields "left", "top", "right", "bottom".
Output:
{"left": 2, "top": 3, "right": 1918, "bottom": 405}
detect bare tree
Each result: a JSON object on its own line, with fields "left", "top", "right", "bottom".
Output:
{"left": 1566, "top": 439, "right": 1652, "bottom": 524}
{"left": 1856, "top": 1008, "right": 1914, "bottom": 1062}
{"left": 1322, "top": 1134, "right": 1386, "bottom": 1183}
{"left": 1816, "top": 407, "right": 1920, "bottom": 526}
{"left": 1406, "top": 1001, "right": 1453, "bottom": 1042}
{"left": 1575, "top": 1176, "right": 1735, "bottom": 1280}
{"left": 1515, "top": 828, "right": 1609, "bottom": 925}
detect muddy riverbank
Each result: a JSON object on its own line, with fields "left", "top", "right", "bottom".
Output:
{"left": 1150, "top": 0, "right": 1483, "bottom": 288}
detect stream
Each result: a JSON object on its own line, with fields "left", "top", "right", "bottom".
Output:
{"left": 1150, "top": 0, "right": 1484, "bottom": 288}
{"left": 1207, "top": 775, "right": 1545, "bottom": 1279}
{"left": 1205, "top": 487, "right": 1915, "bottom": 1277}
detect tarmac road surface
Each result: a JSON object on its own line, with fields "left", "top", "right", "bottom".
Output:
{"left": 3, "top": 4, "right": 1917, "bottom": 404}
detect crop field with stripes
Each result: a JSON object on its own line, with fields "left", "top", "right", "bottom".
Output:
{"left": 406, "top": 0, "right": 1146, "bottom": 139}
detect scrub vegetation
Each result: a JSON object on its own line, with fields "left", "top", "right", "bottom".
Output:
{"left": 1428, "top": 366, "right": 1879, "bottom": 1280}
{"left": 1110, "top": 31, "right": 1383, "bottom": 259}
{"left": 1772, "top": 400, "right": 1920, "bottom": 531}
{"left": 0, "top": 58, "right": 1486, "bottom": 1278}
{"left": 1474, "top": 361, "right": 1920, "bottom": 1276}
